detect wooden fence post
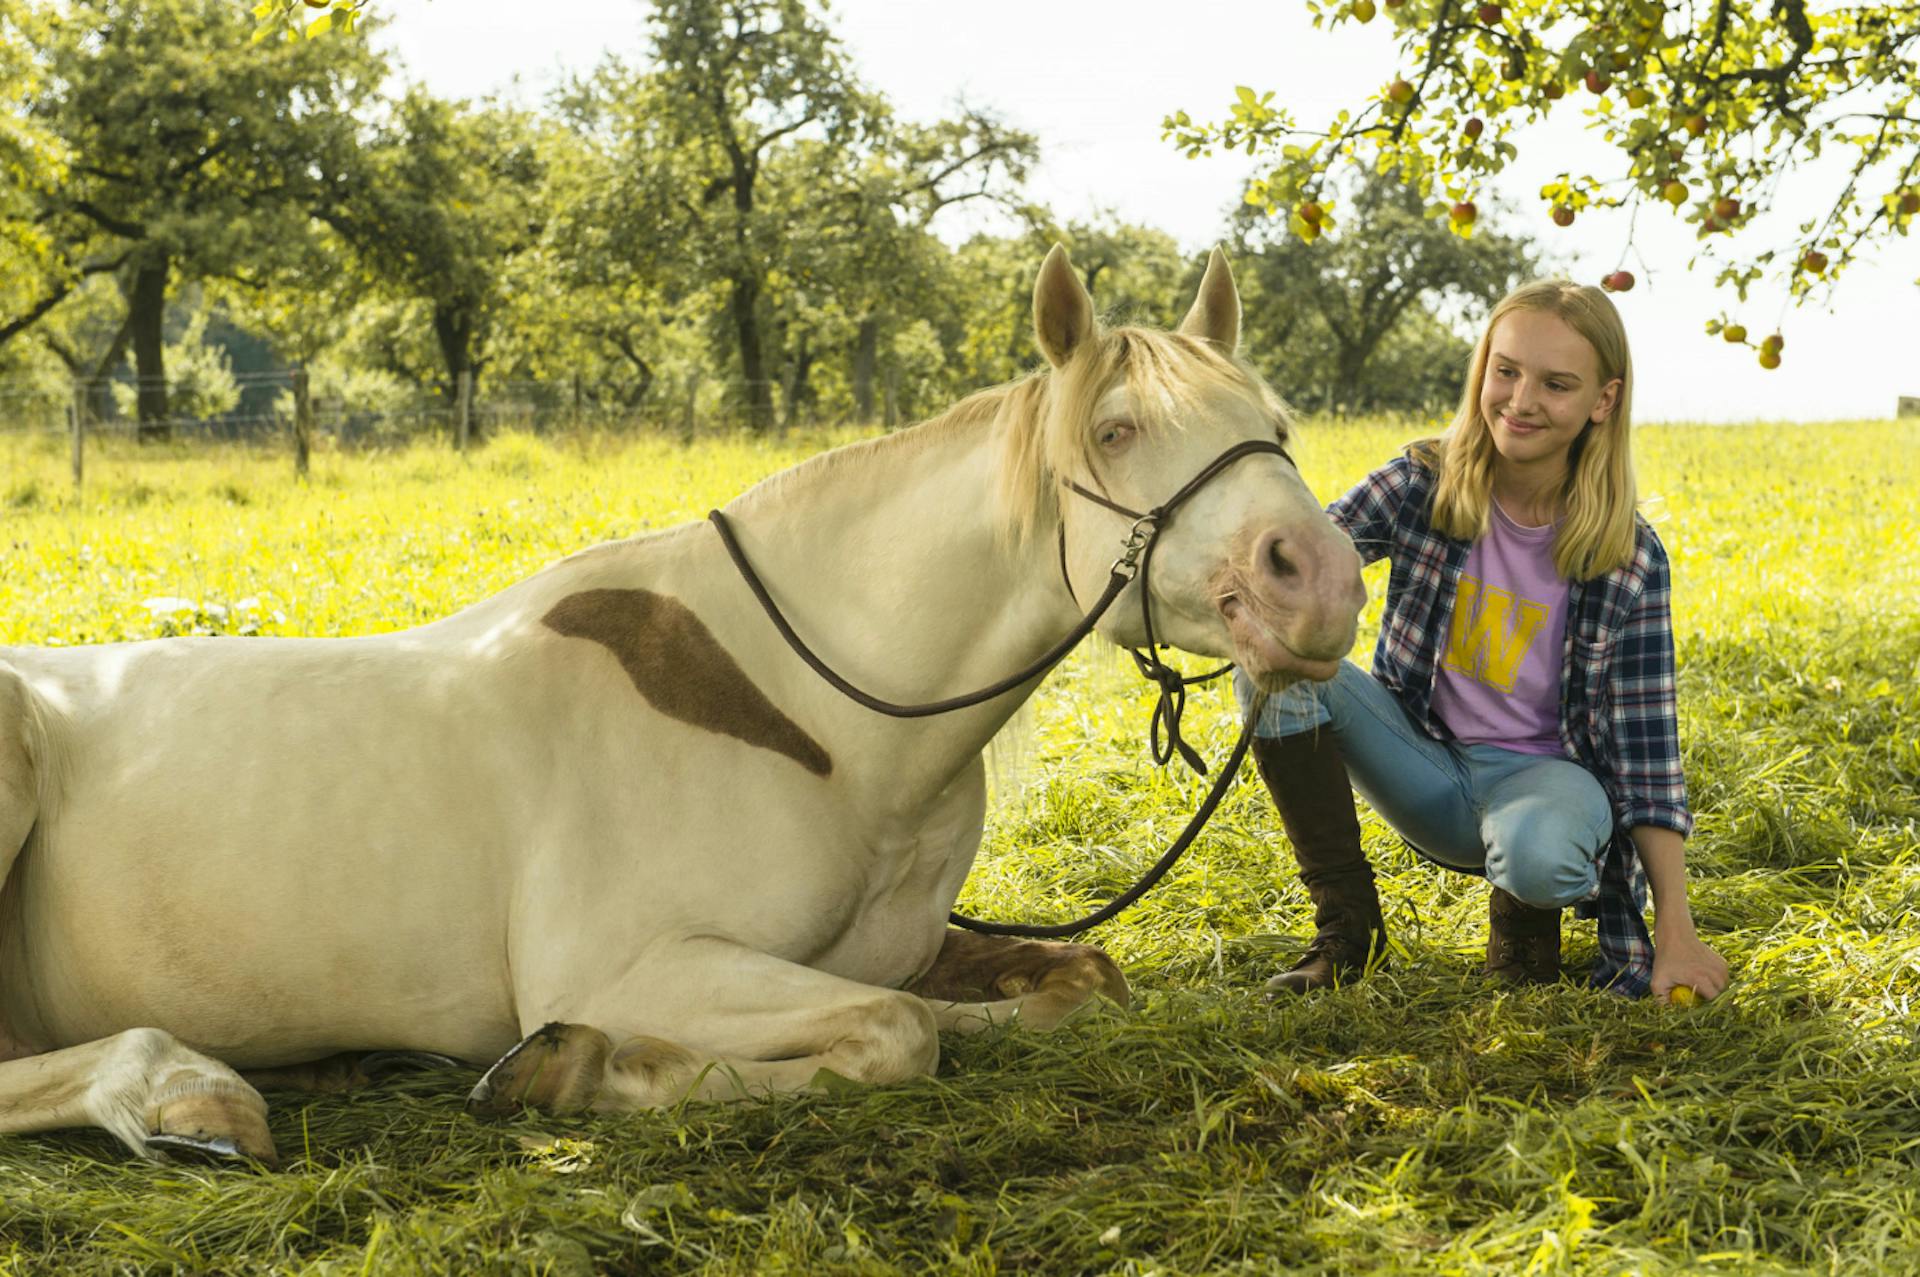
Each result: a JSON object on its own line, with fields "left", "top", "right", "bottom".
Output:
{"left": 292, "top": 366, "right": 313, "bottom": 479}
{"left": 68, "top": 382, "right": 84, "bottom": 492}
{"left": 456, "top": 369, "right": 473, "bottom": 452}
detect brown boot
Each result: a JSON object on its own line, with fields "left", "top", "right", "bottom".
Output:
{"left": 1483, "top": 887, "right": 1561, "bottom": 985}
{"left": 1254, "top": 730, "right": 1389, "bottom": 996}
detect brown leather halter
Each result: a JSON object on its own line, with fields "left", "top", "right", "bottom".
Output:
{"left": 708, "top": 437, "right": 1293, "bottom": 938}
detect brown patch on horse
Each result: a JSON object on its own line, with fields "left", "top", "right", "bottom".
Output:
{"left": 544, "top": 589, "right": 832, "bottom": 777}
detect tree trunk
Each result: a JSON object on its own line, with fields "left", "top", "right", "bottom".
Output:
{"left": 851, "top": 316, "right": 878, "bottom": 422}
{"left": 129, "top": 258, "right": 170, "bottom": 443}
{"left": 731, "top": 273, "right": 773, "bottom": 432}
{"left": 781, "top": 341, "right": 814, "bottom": 430}
{"left": 432, "top": 304, "right": 480, "bottom": 443}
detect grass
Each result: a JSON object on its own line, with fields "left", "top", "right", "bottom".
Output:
{"left": 0, "top": 418, "right": 1916, "bottom": 1274}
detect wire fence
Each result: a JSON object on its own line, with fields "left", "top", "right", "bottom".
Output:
{"left": 0, "top": 368, "right": 872, "bottom": 489}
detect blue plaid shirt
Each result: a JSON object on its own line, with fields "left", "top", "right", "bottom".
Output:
{"left": 1330, "top": 453, "right": 1691, "bottom": 997}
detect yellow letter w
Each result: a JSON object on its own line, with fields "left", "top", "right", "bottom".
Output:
{"left": 1442, "top": 576, "right": 1547, "bottom": 693}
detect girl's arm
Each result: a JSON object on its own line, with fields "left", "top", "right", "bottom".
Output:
{"left": 1324, "top": 453, "right": 1422, "bottom": 566}
{"left": 1631, "top": 824, "right": 1729, "bottom": 1001}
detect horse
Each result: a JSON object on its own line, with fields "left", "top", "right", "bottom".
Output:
{"left": 0, "top": 246, "right": 1366, "bottom": 1166}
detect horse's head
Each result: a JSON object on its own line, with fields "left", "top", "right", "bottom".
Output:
{"left": 1022, "top": 244, "right": 1366, "bottom": 690}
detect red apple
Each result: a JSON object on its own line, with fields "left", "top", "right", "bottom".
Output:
{"left": 1713, "top": 196, "right": 1741, "bottom": 221}
{"left": 1585, "top": 69, "right": 1611, "bottom": 94}
{"left": 1477, "top": 3, "right": 1503, "bottom": 22}
{"left": 1900, "top": 192, "right": 1920, "bottom": 215}
{"left": 1602, "top": 270, "right": 1636, "bottom": 292}
{"left": 1802, "top": 249, "right": 1828, "bottom": 274}
{"left": 1464, "top": 116, "right": 1485, "bottom": 140}
{"left": 1451, "top": 201, "right": 1478, "bottom": 225}
{"left": 1551, "top": 205, "right": 1575, "bottom": 227}
{"left": 1544, "top": 81, "right": 1566, "bottom": 100}
{"left": 1298, "top": 201, "right": 1324, "bottom": 225}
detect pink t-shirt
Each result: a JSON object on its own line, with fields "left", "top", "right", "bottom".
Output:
{"left": 1431, "top": 501, "right": 1569, "bottom": 755}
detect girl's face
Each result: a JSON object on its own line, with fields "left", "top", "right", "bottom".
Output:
{"left": 1479, "top": 309, "right": 1621, "bottom": 474}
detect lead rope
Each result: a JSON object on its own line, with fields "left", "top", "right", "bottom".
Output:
{"left": 709, "top": 438, "right": 1292, "bottom": 938}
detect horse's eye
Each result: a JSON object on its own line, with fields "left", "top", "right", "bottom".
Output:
{"left": 1097, "top": 421, "right": 1137, "bottom": 452}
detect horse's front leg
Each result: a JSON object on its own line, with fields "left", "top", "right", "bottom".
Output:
{"left": 465, "top": 937, "right": 941, "bottom": 1117}
{"left": 907, "top": 927, "right": 1131, "bottom": 1033}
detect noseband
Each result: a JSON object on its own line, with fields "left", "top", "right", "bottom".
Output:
{"left": 708, "top": 437, "right": 1294, "bottom": 938}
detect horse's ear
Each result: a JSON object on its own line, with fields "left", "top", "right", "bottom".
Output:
{"left": 1178, "top": 247, "right": 1241, "bottom": 354}
{"left": 1032, "top": 244, "right": 1094, "bottom": 368}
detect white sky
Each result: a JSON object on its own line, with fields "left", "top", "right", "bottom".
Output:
{"left": 381, "top": 0, "right": 1920, "bottom": 424}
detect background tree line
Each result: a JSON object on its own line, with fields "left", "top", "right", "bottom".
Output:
{"left": 0, "top": 0, "right": 1539, "bottom": 442}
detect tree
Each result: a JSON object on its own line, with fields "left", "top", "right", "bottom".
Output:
{"left": 11, "top": 0, "right": 382, "bottom": 438}
{"left": 1166, "top": 0, "right": 1919, "bottom": 367}
{"left": 1231, "top": 172, "right": 1538, "bottom": 412}
{"left": 324, "top": 89, "right": 549, "bottom": 434}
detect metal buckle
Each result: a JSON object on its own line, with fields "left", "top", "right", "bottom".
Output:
{"left": 1109, "top": 513, "right": 1161, "bottom": 580}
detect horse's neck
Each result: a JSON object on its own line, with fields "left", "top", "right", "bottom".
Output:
{"left": 719, "top": 418, "right": 1076, "bottom": 803}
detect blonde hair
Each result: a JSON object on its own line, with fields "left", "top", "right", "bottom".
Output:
{"left": 1412, "top": 279, "right": 1637, "bottom": 581}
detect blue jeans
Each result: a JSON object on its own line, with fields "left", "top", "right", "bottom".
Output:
{"left": 1236, "top": 661, "right": 1615, "bottom": 909}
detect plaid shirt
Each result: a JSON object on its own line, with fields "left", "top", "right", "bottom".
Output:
{"left": 1329, "top": 452, "right": 1691, "bottom": 997}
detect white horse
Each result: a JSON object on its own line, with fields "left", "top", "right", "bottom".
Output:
{"left": 0, "top": 247, "right": 1364, "bottom": 1166}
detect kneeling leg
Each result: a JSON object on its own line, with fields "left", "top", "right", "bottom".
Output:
{"left": 0, "top": 1028, "right": 277, "bottom": 1167}
{"left": 468, "top": 939, "right": 940, "bottom": 1117}
{"left": 907, "top": 928, "right": 1131, "bottom": 1032}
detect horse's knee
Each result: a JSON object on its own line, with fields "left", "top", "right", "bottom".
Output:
{"left": 832, "top": 994, "right": 939, "bottom": 1084}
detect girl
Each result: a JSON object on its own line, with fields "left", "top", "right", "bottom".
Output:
{"left": 1239, "top": 280, "right": 1728, "bottom": 1002}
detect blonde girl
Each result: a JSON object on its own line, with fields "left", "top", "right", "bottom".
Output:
{"left": 1240, "top": 280, "right": 1728, "bottom": 1002}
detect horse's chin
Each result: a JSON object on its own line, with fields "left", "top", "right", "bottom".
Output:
{"left": 1221, "top": 597, "right": 1345, "bottom": 690}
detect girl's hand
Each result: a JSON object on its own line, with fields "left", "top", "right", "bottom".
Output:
{"left": 1651, "top": 932, "right": 1730, "bottom": 1003}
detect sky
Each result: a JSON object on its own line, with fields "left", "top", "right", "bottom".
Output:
{"left": 380, "top": 0, "right": 1920, "bottom": 424}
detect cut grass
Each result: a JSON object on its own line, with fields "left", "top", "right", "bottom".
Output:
{"left": 0, "top": 419, "right": 1916, "bottom": 1274}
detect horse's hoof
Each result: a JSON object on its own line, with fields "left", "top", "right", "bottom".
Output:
{"left": 145, "top": 1087, "right": 280, "bottom": 1170}
{"left": 466, "top": 1022, "right": 610, "bottom": 1118}
{"left": 360, "top": 1050, "right": 468, "bottom": 1079}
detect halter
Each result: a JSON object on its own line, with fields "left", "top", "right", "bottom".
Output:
{"left": 708, "top": 436, "right": 1295, "bottom": 938}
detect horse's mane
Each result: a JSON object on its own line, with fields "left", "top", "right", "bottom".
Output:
{"left": 739, "top": 324, "right": 1291, "bottom": 544}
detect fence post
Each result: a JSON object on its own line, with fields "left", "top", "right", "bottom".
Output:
{"left": 681, "top": 371, "right": 698, "bottom": 441}
{"left": 292, "top": 365, "right": 313, "bottom": 479}
{"left": 456, "top": 369, "right": 473, "bottom": 452}
{"left": 68, "top": 381, "right": 85, "bottom": 492}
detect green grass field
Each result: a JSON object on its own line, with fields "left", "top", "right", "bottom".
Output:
{"left": 1, "top": 418, "right": 1917, "bottom": 1274}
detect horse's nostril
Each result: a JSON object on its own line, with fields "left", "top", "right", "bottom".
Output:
{"left": 1267, "top": 539, "right": 1299, "bottom": 581}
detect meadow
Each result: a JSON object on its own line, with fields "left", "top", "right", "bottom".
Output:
{"left": 0, "top": 416, "right": 1916, "bottom": 1275}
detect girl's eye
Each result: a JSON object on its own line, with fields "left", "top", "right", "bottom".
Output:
{"left": 1097, "top": 421, "right": 1136, "bottom": 451}
{"left": 1547, "top": 382, "right": 1567, "bottom": 393}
